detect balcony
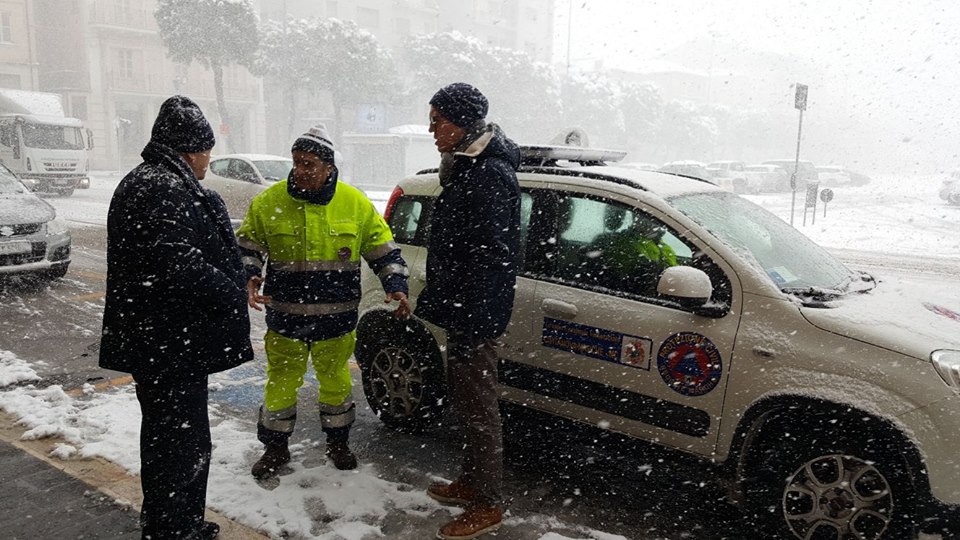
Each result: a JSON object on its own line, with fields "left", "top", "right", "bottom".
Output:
{"left": 107, "top": 72, "right": 260, "bottom": 103}
{"left": 88, "top": 1, "right": 159, "bottom": 33}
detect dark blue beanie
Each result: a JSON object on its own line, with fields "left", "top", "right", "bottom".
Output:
{"left": 150, "top": 95, "right": 215, "bottom": 153}
{"left": 429, "top": 83, "right": 488, "bottom": 129}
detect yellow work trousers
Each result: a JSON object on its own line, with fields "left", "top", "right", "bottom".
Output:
{"left": 263, "top": 329, "right": 355, "bottom": 413}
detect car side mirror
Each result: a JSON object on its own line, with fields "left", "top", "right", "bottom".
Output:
{"left": 657, "top": 266, "right": 725, "bottom": 317}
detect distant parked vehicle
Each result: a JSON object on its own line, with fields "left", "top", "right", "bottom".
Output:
{"left": 743, "top": 164, "right": 789, "bottom": 193}
{"left": 816, "top": 165, "right": 871, "bottom": 187}
{"left": 706, "top": 160, "right": 748, "bottom": 193}
{"left": 0, "top": 162, "right": 70, "bottom": 281}
{"left": 659, "top": 160, "right": 718, "bottom": 186}
{"left": 620, "top": 161, "right": 659, "bottom": 172}
{"left": 761, "top": 159, "right": 819, "bottom": 191}
{"left": 939, "top": 170, "right": 960, "bottom": 206}
{"left": 202, "top": 153, "right": 292, "bottom": 221}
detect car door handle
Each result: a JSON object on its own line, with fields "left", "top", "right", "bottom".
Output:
{"left": 541, "top": 298, "right": 578, "bottom": 319}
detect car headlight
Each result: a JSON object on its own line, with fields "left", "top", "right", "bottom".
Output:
{"left": 931, "top": 350, "right": 960, "bottom": 390}
{"left": 45, "top": 216, "right": 69, "bottom": 236}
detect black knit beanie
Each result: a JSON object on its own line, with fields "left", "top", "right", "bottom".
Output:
{"left": 429, "top": 83, "right": 489, "bottom": 129}
{"left": 150, "top": 95, "right": 215, "bottom": 153}
{"left": 292, "top": 123, "right": 335, "bottom": 164}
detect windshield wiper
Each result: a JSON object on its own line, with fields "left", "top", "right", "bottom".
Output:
{"left": 781, "top": 285, "right": 844, "bottom": 301}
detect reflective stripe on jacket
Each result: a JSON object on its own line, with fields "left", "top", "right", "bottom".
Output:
{"left": 237, "top": 178, "right": 408, "bottom": 340}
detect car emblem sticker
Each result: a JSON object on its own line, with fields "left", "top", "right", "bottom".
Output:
{"left": 0, "top": 226, "right": 12, "bottom": 237}
{"left": 338, "top": 247, "right": 352, "bottom": 261}
{"left": 657, "top": 332, "right": 723, "bottom": 396}
{"left": 923, "top": 302, "right": 960, "bottom": 323}
{"left": 620, "top": 336, "right": 652, "bottom": 370}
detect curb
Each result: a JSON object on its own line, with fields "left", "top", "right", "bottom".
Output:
{"left": 0, "top": 405, "right": 269, "bottom": 539}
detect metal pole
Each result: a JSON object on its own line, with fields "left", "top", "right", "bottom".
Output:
{"left": 565, "top": 0, "right": 573, "bottom": 76}
{"left": 790, "top": 108, "right": 804, "bottom": 226}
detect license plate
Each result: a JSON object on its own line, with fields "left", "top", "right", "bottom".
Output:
{"left": 0, "top": 241, "right": 30, "bottom": 255}
{"left": 54, "top": 179, "right": 72, "bottom": 186}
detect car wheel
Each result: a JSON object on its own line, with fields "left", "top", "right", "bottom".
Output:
{"left": 743, "top": 415, "right": 919, "bottom": 539}
{"left": 356, "top": 314, "right": 446, "bottom": 433}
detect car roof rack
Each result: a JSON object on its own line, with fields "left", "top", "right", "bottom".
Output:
{"left": 520, "top": 145, "right": 627, "bottom": 167}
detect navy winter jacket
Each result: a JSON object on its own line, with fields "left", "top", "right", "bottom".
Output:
{"left": 99, "top": 141, "right": 253, "bottom": 378}
{"left": 415, "top": 125, "right": 521, "bottom": 339}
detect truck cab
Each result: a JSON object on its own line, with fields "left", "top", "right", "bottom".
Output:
{"left": 0, "top": 114, "right": 92, "bottom": 196}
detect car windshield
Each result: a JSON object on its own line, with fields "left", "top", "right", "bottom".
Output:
{"left": 670, "top": 191, "right": 854, "bottom": 294}
{"left": 253, "top": 160, "right": 292, "bottom": 182}
{"left": 21, "top": 123, "right": 85, "bottom": 150}
{"left": 0, "top": 165, "right": 23, "bottom": 194}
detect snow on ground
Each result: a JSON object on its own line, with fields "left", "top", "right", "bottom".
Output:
{"left": 0, "top": 350, "right": 624, "bottom": 540}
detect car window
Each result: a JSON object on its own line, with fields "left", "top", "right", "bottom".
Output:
{"left": 209, "top": 159, "right": 229, "bottom": 176}
{"left": 386, "top": 195, "right": 432, "bottom": 246}
{"left": 0, "top": 163, "right": 23, "bottom": 193}
{"left": 671, "top": 191, "right": 852, "bottom": 291}
{"left": 253, "top": 160, "right": 291, "bottom": 182}
{"left": 232, "top": 160, "right": 257, "bottom": 182}
{"left": 538, "top": 193, "right": 721, "bottom": 305}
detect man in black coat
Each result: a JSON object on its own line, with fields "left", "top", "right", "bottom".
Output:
{"left": 415, "top": 83, "right": 521, "bottom": 540}
{"left": 100, "top": 95, "right": 253, "bottom": 540}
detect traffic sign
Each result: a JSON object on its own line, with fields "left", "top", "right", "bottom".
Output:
{"left": 795, "top": 83, "right": 808, "bottom": 111}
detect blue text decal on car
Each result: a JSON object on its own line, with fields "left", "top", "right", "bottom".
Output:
{"left": 541, "top": 318, "right": 653, "bottom": 369}
{"left": 657, "top": 332, "right": 723, "bottom": 397}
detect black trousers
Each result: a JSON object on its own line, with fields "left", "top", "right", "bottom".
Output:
{"left": 133, "top": 374, "right": 211, "bottom": 540}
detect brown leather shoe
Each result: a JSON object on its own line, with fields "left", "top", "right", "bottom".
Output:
{"left": 436, "top": 505, "right": 503, "bottom": 540}
{"left": 427, "top": 479, "right": 476, "bottom": 507}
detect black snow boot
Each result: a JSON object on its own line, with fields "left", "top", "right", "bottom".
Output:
{"left": 251, "top": 441, "right": 290, "bottom": 479}
{"left": 199, "top": 521, "right": 220, "bottom": 539}
{"left": 326, "top": 439, "right": 358, "bottom": 470}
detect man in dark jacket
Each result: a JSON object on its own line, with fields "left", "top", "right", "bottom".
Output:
{"left": 415, "top": 82, "right": 521, "bottom": 540}
{"left": 100, "top": 95, "right": 253, "bottom": 540}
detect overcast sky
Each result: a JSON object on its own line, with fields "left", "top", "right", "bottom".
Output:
{"left": 554, "top": 0, "right": 960, "bottom": 172}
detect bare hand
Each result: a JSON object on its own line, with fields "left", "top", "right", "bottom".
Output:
{"left": 385, "top": 291, "right": 411, "bottom": 319}
{"left": 247, "top": 276, "right": 272, "bottom": 311}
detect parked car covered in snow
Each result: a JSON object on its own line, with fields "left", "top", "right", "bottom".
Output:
{"left": 658, "top": 160, "right": 718, "bottom": 186}
{"left": 356, "top": 142, "right": 960, "bottom": 539}
{"left": 0, "top": 162, "right": 70, "bottom": 281}
{"left": 761, "top": 159, "right": 819, "bottom": 191}
{"left": 743, "top": 164, "right": 789, "bottom": 192}
{"left": 202, "top": 153, "right": 292, "bottom": 221}
{"left": 705, "top": 160, "right": 748, "bottom": 192}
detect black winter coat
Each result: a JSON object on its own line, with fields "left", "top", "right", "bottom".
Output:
{"left": 415, "top": 125, "right": 521, "bottom": 339}
{"left": 99, "top": 141, "right": 253, "bottom": 379}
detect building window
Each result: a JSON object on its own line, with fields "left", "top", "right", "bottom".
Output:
{"left": 0, "top": 12, "right": 12, "bottom": 43}
{"left": 326, "top": 1, "right": 338, "bottom": 18}
{"left": 117, "top": 49, "right": 135, "bottom": 79}
{"left": 357, "top": 7, "right": 380, "bottom": 30}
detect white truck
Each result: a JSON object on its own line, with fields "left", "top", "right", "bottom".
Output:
{"left": 0, "top": 89, "right": 92, "bottom": 196}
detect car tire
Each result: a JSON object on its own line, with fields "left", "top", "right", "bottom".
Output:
{"left": 742, "top": 413, "right": 920, "bottom": 539}
{"left": 356, "top": 313, "right": 446, "bottom": 433}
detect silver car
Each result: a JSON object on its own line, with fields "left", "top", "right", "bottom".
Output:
{"left": 0, "top": 162, "right": 70, "bottom": 280}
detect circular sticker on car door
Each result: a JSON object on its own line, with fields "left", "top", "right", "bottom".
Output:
{"left": 657, "top": 332, "right": 723, "bottom": 397}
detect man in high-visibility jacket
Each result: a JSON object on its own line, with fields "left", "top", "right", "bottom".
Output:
{"left": 237, "top": 123, "right": 410, "bottom": 478}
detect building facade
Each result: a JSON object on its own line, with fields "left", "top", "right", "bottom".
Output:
{"left": 33, "top": 0, "right": 264, "bottom": 169}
